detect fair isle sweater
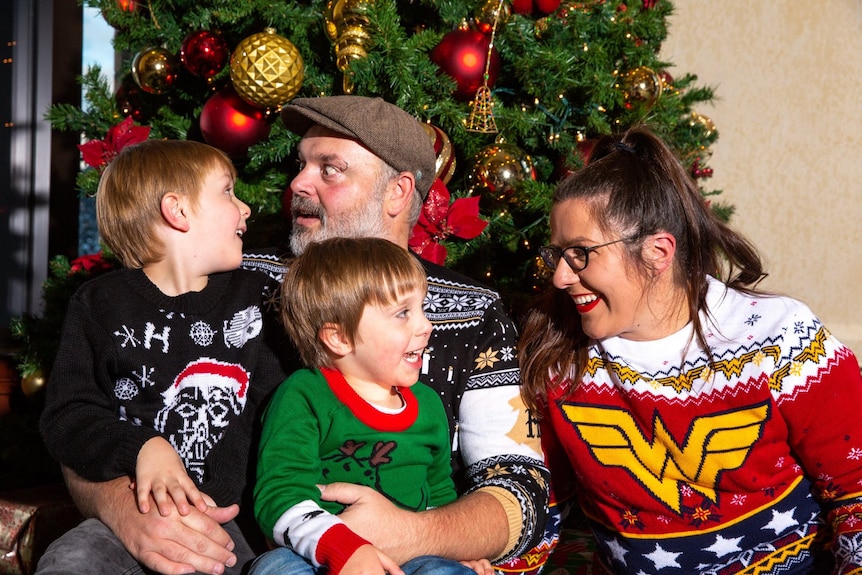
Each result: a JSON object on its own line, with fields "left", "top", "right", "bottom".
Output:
{"left": 541, "top": 276, "right": 862, "bottom": 574}
{"left": 40, "top": 268, "right": 293, "bottom": 507}
{"left": 254, "top": 367, "right": 457, "bottom": 573}
{"left": 242, "top": 251, "right": 556, "bottom": 570}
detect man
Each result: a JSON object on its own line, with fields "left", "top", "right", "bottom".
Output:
{"left": 38, "top": 96, "right": 556, "bottom": 575}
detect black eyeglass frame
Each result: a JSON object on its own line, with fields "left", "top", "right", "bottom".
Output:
{"left": 539, "top": 237, "right": 632, "bottom": 272}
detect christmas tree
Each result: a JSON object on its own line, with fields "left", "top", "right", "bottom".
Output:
{"left": 14, "top": 0, "right": 726, "bottom": 380}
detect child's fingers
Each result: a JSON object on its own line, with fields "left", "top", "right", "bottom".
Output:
{"left": 135, "top": 481, "right": 151, "bottom": 514}
{"left": 151, "top": 483, "right": 176, "bottom": 517}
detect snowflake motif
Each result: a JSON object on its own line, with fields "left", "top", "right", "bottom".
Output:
{"left": 223, "top": 305, "right": 262, "bottom": 348}
{"left": 792, "top": 463, "right": 802, "bottom": 473}
{"left": 793, "top": 321, "right": 805, "bottom": 335}
{"left": 656, "top": 515, "right": 671, "bottom": 524}
{"left": 528, "top": 467, "right": 547, "bottom": 490}
{"left": 648, "top": 379, "right": 661, "bottom": 390}
{"left": 744, "top": 314, "right": 761, "bottom": 326}
{"left": 189, "top": 321, "right": 216, "bottom": 347}
{"left": 700, "top": 366, "right": 713, "bottom": 382}
{"left": 849, "top": 448, "right": 862, "bottom": 461}
{"left": 775, "top": 456, "right": 785, "bottom": 468}
{"left": 619, "top": 508, "right": 644, "bottom": 530}
{"left": 474, "top": 347, "right": 500, "bottom": 370}
{"left": 133, "top": 365, "right": 155, "bottom": 388}
{"left": 485, "top": 463, "right": 510, "bottom": 479}
{"left": 450, "top": 295, "right": 471, "bottom": 310}
{"left": 499, "top": 346, "right": 515, "bottom": 362}
{"left": 511, "top": 464, "right": 526, "bottom": 475}
{"left": 847, "top": 515, "right": 862, "bottom": 528}
{"left": 424, "top": 293, "right": 445, "bottom": 312}
{"left": 753, "top": 350, "right": 766, "bottom": 365}
{"left": 114, "top": 378, "right": 138, "bottom": 400}
{"left": 731, "top": 494, "right": 747, "bottom": 506}
{"left": 790, "top": 361, "right": 804, "bottom": 376}
{"left": 681, "top": 498, "right": 721, "bottom": 528}
{"left": 114, "top": 325, "right": 141, "bottom": 348}
{"left": 681, "top": 484, "right": 694, "bottom": 498}
{"left": 818, "top": 472, "right": 834, "bottom": 482}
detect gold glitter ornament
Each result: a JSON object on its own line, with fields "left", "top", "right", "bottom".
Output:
{"left": 466, "top": 142, "right": 536, "bottom": 204}
{"left": 21, "top": 370, "right": 46, "bottom": 397}
{"left": 230, "top": 28, "right": 304, "bottom": 109}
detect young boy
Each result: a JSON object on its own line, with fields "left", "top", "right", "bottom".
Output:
{"left": 250, "top": 237, "right": 491, "bottom": 575}
{"left": 39, "top": 139, "right": 292, "bottom": 564}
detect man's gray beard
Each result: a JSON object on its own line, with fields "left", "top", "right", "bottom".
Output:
{"left": 289, "top": 189, "right": 388, "bottom": 256}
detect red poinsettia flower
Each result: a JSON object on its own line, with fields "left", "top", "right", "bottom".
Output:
{"left": 69, "top": 252, "right": 116, "bottom": 276}
{"left": 409, "top": 179, "right": 488, "bottom": 265}
{"left": 78, "top": 116, "right": 151, "bottom": 169}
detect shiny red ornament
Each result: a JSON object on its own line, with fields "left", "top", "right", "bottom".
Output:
{"left": 643, "top": 0, "right": 658, "bottom": 8}
{"left": 430, "top": 29, "right": 501, "bottom": 101}
{"left": 535, "top": 0, "right": 562, "bottom": 14}
{"left": 116, "top": 0, "right": 139, "bottom": 12}
{"left": 199, "top": 86, "right": 272, "bottom": 159}
{"left": 181, "top": 30, "right": 229, "bottom": 78}
{"left": 511, "top": 0, "right": 534, "bottom": 14}
{"left": 409, "top": 179, "right": 488, "bottom": 265}
{"left": 78, "top": 116, "right": 151, "bottom": 170}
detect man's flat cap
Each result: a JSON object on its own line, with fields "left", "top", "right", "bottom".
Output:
{"left": 281, "top": 96, "right": 436, "bottom": 199}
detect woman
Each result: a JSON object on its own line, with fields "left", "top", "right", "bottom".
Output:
{"left": 520, "top": 126, "right": 862, "bottom": 574}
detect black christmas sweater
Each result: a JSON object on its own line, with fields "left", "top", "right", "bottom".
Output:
{"left": 40, "top": 267, "right": 292, "bottom": 507}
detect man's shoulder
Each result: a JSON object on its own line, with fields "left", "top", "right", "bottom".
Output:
{"left": 420, "top": 258, "right": 500, "bottom": 300}
{"left": 241, "top": 248, "right": 288, "bottom": 281}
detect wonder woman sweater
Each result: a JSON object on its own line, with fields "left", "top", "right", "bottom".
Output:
{"left": 541, "top": 277, "right": 862, "bottom": 574}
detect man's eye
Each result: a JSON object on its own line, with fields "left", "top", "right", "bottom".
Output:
{"left": 321, "top": 165, "right": 339, "bottom": 177}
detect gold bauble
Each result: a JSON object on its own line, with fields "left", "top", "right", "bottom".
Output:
{"left": 689, "top": 112, "right": 716, "bottom": 138}
{"left": 230, "top": 28, "right": 304, "bottom": 108}
{"left": 619, "top": 66, "right": 661, "bottom": 109}
{"left": 466, "top": 143, "right": 536, "bottom": 204}
{"left": 474, "top": 0, "right": 510, "bottom": 34}
{"left": 21, "top": 370, "right": 46, "bottom": 397}
{"left": 131, "top": 46, "right": 178, "bottom": 95}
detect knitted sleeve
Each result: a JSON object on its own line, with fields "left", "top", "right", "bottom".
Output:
{"left": 39, "top": 281, "right": 160, "bottom": 481}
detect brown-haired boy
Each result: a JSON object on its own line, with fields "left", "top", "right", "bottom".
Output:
{"left": 38, "top": 139, "right": 292, "bottom": 574}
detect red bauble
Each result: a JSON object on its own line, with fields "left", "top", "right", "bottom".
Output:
{"left": 430, "top": 29, "right": 501, "bottom": 101}
{"left": 535, "top": 0, "right": 562, "bottom": 14}
{"left": 116, "top": 0, "right": 139, "bottom": 12}
{"left": 199, "top": 86, "right": 272, "bottom": 159}
{"left": 511, "top": 0, "right": 534, "bottom": 14}
{"left": 181, "top": 30, "right": 229, "bottom": 78}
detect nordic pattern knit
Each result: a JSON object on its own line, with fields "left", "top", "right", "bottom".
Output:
{"left": 242, "top": 251, "right": 557, "bottom": 571}
{"left": 254, "top": 367, "right": 457, "bottom": 572}
{"left": 540, "top": 276, "right": 862, "bottom": 574}
{"left": 40, "top": 268, "right": 292, "bottom": 507}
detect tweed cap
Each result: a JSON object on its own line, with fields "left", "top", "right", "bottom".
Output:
{"left": 281, "top": 96, "right": 437, "bottom": 198}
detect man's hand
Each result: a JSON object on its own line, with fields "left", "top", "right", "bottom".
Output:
{"left": 64, "top": 468, "right": 239, "bottom": 575}
{"left": 319, "top": 482, "right": 508, "bottom": 565}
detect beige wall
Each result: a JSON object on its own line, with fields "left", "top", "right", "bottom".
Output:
{"left": 661, "top": 1, "right": 862, "bottom": 354}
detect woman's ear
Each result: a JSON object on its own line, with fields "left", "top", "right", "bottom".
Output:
{"left": 160, "top": 192, "right": 190, "bottom": 232}
{"left": 319, "top": 322, "right": 352, "bottom": 357}
{"left": 645, "top": 231, "right": 676, "bottom": 275}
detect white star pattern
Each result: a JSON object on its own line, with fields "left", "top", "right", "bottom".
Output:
{"left": 644, "top": 543, "right": 682, "bottom": 569}
{"left": 762, "top": 508, "right": 797, "bottom": 535}
{"left": 605, "top": 538, "right": 628, "bottom": 566}
{"left": 705, "top": 534, "right": 744, "bottom": 558}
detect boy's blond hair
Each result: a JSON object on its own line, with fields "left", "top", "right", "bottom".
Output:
{"left": 95, "top": 139, "right": 237, "bottom": 268}
{"left": 281, "top": 237, "right": 428, "bottom": 368}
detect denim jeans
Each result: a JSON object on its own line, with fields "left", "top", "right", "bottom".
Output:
{"left": 248, "top": 547, "right": 478, "bottom": 575}
{"left": 34, "top": 517, "right": 256, "bottom": 575}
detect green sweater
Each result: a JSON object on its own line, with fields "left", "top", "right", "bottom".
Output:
{"left": 254, "top": 367, "right": 457, "bottom": 571}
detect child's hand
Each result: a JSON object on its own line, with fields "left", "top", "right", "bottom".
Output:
{"left": 460, "top": 559, "right": 495, "bottom": 575}
{"left": 135, "top": 436, "right": 209, "bottom": 516}
{"left": 340, "top": 544, "right": 404, "bottom": 575}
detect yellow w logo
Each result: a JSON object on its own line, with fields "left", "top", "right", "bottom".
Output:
{"left": 562, "top": 401, "right": 770, "bottom": 514}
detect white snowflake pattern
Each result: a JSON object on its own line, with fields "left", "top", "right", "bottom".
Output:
{"left": 511, "top": 464, "right": 526, "bottom": 475}
{"left": 500, "top": 346, "right": 514, "bottom": 362}
{"left": 450, "top": 295, "right": 470, "bottom": 310}
{"left": 114, "top": 325, "right": 141, "bottom": 348}
{"left": 223, "top": 305, "right": 262, "bottom": 348}
{"left": 681, "top": 484, "right": 694, "bottom": 497}
{"left": 849, "top": 447, "right": 862, "bottom": 461}
{"left": 731, "top": 494, "right": 747, "bottom": 506}
{"left": 133, "top": 365, "right": 155, "bottom": 388}
{"left": 775, "top": 456, "right": 785, "bottom": 468}
{"left": 424, "top": 293, "right": 445, "bottom": 312}
{"left": 114, "top": 378, "right": 138, "bottom": 400}
{"left": 189, "top": 321, "right": 216, "bottom": 347}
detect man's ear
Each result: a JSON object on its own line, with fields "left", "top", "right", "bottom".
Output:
{"left": 384, "top": 172, "right": 416, "bottom": 218}
{"left": 319, "top": 322, "right": 352, "bottom": 357}
{"left": 160, "top": 192, "right": 190, "bottom": 232}
{"left": 644, "top": 231, "right": 676, "bottom": 275}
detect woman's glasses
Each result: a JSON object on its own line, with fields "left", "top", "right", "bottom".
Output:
{"left": 538, "top": 238, "right": 630, "bottom": 272}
